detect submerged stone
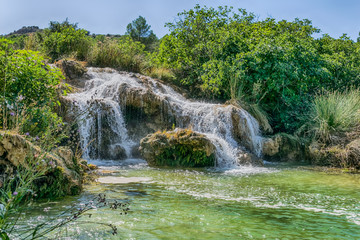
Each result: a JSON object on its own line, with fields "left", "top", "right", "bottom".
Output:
{"left": 139, "top": 128, "right": 216, "bottom": 167}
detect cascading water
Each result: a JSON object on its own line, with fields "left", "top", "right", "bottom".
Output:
{"left": 65, "top": 68, "right": 263, "bottom": 167}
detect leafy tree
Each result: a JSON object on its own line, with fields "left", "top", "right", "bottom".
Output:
{"left": 126, "top": 16, "right": 157, "bottom": 48}
{"left": 316, "top": 34, "right": 360, "bottom": 90}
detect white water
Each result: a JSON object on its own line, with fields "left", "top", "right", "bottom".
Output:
{"left": 66, "top": 68, "right": 263, "bottom": 167}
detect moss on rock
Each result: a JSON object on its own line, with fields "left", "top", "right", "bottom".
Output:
{"left": 308, "top": 139, "right": 360, "bottom": 169}
{"left": 139, "top": 129, "right": 216, "bottom": 167}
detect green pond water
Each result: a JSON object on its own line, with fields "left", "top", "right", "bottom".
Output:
{"left": 15, "top": 160, "right": 360, "bottom": 239}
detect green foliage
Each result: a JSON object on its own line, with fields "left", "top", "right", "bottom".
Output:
{"left": 42, "top": 19, "right": 90, "bottom": 61}
{"left": 24, "top": 32, "right": 44, "bottom": 51}
{"left": 0, "top": 39, "right": 64, "bottom": 137}
{"left": 0, "top": 41, "right": 62, "bottom": 106}
{"left": 147, "top": 67, "right": 175, "bottom": 82}
{"left": 4, "top": 34, "right": 28, "bottom": 49}
{"left": 302, "top": 89, "right": 360, "bottom": 143}
{"left": 316, "top": 34, "right": 360, "bottom": 89}
{"left": 156, "top": 144, "right": 215, "bottom": 167}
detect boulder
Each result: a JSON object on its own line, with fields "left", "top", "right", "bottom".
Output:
{"left": 0, "top": 131, "right": 86, "bottom": 198}
{"left": 139, "top": 129, "right": 216, "bottom": 167}
{"left": 262, "top": 133, "right": 304, "bottom": 162}
{"left": 262, "top": 138, "right": 280, "bottom": 157}
{"left": 345, "top": 139, "right": 360, "bottom": 168}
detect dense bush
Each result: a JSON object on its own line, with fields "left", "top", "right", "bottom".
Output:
{"left": 316, "top": 34, "right": 360, "bottom": 89}
{"left": 0, "top": 39, "right": 64, "bottom": 137}
{"left": 42, "top": 19, "right": 91, "bottom": 61}
{"left": 0, "top": 40, "right": 62, "bottom": 105}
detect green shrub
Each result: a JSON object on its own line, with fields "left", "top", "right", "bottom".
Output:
{"left": 87, "top": 40, "right": 120, "bottom": 68}
{"left": 0, "top": 41, "right": 62, "bottom": 106}
{"left": 155, "top": 5, "right": 360, "bottom": 133}
{"left": 24, "top": 32, "right": 43, "bottom": 51}
{"left": 4, "top": 34, "right": 27, "bottom": 49}
{"left": 0, "top": 39, "right": 65, "bottom": 140}
{"left": 316, "top": 34, "right": 360, "bottom": 89}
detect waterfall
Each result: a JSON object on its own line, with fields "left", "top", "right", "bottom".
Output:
{"left": 65, "top": 68, "right": 263, "bottom": 167}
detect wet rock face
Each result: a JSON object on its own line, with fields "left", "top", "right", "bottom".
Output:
{"left": 139, "top": 129, "right": 216, "bottom": 167}
{"left": 262, "top": 138, "right": 280, "bottom": 157}
{"left": 237, "top": 152, "right": 264, "bottom": 166}
{"left": 346, "top": 139, "right": 360, "bottom": 166}
{"left": 84, "top": 100, "right": 127, "bottom": 160}
{"left": 0, "top": 131, "right": 85, "bottom": 198}
{"left": 117, "top": 82, "right": 176, "bottom": 142}
{"left": 231, "top": 107, "right": 256, "bottom": 152}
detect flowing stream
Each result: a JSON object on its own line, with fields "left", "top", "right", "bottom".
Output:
{"left": 14, "top": 69, "right": 360, "bottom": 239}
{"left": 17, "top": 161, "right": 360, "bottom": 239}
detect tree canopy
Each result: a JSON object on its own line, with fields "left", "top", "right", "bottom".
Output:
{"left": 155, "top": 5, "right": 360, "bottom": 132}
{"left": 126, "top": 16, "right": 157, "bottom": 47}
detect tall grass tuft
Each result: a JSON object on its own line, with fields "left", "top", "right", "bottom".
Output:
{"left": 87, "top": 40, "right": 121, "bottom": 68}
{"left": 245, "top": 103, "right": 273, "bottom": 134}
{"left": 147, "top": 67, "right": 175, "bottom": 81}
{"left": 87, "top": 37, "right": 147, "bottom": 73}
{"left": 307, "top": 89, "right": 360, "bottom": 143}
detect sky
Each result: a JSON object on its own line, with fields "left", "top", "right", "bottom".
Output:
{"left": 0, "top": 0, "right": 359, "bottom": 40}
